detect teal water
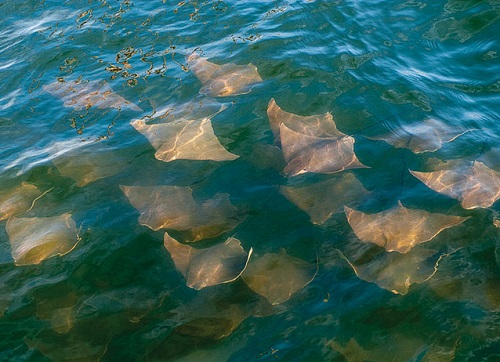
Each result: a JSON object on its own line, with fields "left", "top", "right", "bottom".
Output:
{"left": 1, "top": 0, "right": 499, "bottom": 360}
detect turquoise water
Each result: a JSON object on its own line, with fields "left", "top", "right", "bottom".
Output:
{"left": 1, "top": 0, "right": 499, "bottom": 360}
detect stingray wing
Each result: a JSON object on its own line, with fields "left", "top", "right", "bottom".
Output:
{"left": 344, "top": 202, "right": 469, "bottom": 253}
{"left": 164, "top": 232, "right": 252, "bottom": 290}
{"left": 0, "top": 183, "right": 41, "bottom": 221}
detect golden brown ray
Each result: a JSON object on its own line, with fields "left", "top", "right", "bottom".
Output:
{"left": 280, "top": 123, "right": 368, "bottom": 176}
{"left": 369, "top": 118, "right": 470, "bottom": 154}
{"left": 344, "top": 201, "right": 469, "bottom": 253}
{"left": 6, "top": 214, "right": 78, "bottom": 266}
{"left": 410, "top": 160, "right": 500, "bottom": 209}
{"left": 267, "top": 98, "right": 344, "bottom": 143}
{"left": 187, "top": 54, "right": 262, "bottom": 97}
{"left": 242, "top": 249, "right": 317, "bottom": 305}
{"left": 130, "top": 116, "right": 238, "bottom": 162}
{"left": 120, "top": 185, "right": 242, "bottom": 241}
{"left": 43, "top": 79, "right": 142, "bottom": 111}
{"left": 338, "top": 243, "right": 458, "bottom": 295}
{"left": 164, "top": 232, "right": 252, "bottom": 290}
{"left": 0, "top": 182, "right": 41, "bottom": 221}
{"left": 53, "top": 148, "right": 127, "bottom": 187}
{"left": 281, "top": 173, "right": 369, "bottom": 225}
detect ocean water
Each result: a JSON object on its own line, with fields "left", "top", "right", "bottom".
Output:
{"left": 0, "top": 0, "right": 499, "bottom": 361}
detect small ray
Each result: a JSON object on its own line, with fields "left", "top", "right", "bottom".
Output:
{"left": 281, "top": 173, "right": 370, "bottom": 225}
{"left": 120, "top": 185, "right": 242, "bottom": 241}
{"left": 280, "top": 123, "right": 369, "bottom": 176}
{"left": 164, "top": 232, "right": 252, "bottom": 290}
{"left": 187, "top": 54, "right": 262, "bottom": 97}
{"left": 242, "top": 249, "right": 317, "bottom": 305}
{"left": 53, "top": 147, "right": 127, "bottom": 187}
{"left": 43, "top": 79, "right": 142, "bottom": 111}
{"left": 338, "top": 243, "right": 459, "bottom": 295}
{"left": 410, "top": 160, "right": 500, "bottom": 209}
{"left": 0, "top": 182, "right": 42, "bottom": 221}
{"left": 130, "top": 117, "right": 238, "bottom": 162}
{"left": 344, "top": 201, "right": 470, "bottom": 253}
{"left": 369, "top": 118, "right": 470, "bottom": 154}
{"left": 6, "top": 213, "right": 78, "bottom": 266}
{"left": 267, "top": 98, "right": 344, "bottom": 143}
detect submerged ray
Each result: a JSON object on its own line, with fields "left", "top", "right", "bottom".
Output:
{"left": 369, "top": 118, "right": 469, "bottom": 154}
{"left": 0, "top": 182, "right": 41, "bottom": 221}
{"left": 43, "top": 80, "right": 142, "bottom": 111}
{"left": 164, "top": 232, "right": 252, "bottom": 290}
{"left": 120, "top": 185, "right": 242, "bottom": 241}
{"left": 267, "top": 98, "right": 344, "bottom": 143}
{"left": 130, "top": 116, "right": 238, "bottom": 162}
{"left": 339, "top": 242, "right": 459, "bottom": 295}
{"left": 242, "top": 249, "right": 317, "bottom": 305}
{"left": 281, "top": 173, "right": 370, "bottom": 225}
{"left": 187, "top": 54, "right": 262, "bottom": 97}
{"left": 6, "top": 214, "right": 78, "bottom": 266}
{"left": 410, "top": 160, "right": 500, "bottom": 209}
{"left": 344, "top": 201, "right": 470, "bottom": 253}
{"left": 53, "top": 147, "right": 127, "bottom": 187}
{"left": 280, "top": 123, "right": 368, "bottom": 176}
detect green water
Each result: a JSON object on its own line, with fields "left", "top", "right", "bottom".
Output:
{"left": 0, "top": 0, "right": 499, "bottom": 360}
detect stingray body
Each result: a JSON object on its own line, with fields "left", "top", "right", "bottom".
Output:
{"left": 344, "top": 201, "right": 469, "bottom": 253}
{"left": 6, "top": 214, "right": 78, "bottom": 266}
{"left": 242, "top": 249, "right": 317, "bottom": 305}
{"left": 120, "top": 185, "right": 242, "bottom": 242}
{"left": 281, "top": 173, "right": 369, "bottom": 225}
{"left": 410, "top": 160, "right": 500, "bottom": 209}
{"left": 187, "top": 54, "right": 262, "bottom": 97}
{"left": 164, "top": 232, "right": 252, "bottom": 290}
{"left": 130, "top": 116, "right": 238, "bottom": 162}
{"left": 43, "top": 80, "right": 142, "bottom": 111}
{"left": 0, "top": 182, "right": 41, "bottom": 221}
{"left": 266, "top": 99, "right": 368, "bottom": 176}
{"left": 369, "top": 118, "right": 469, "bottom": 154}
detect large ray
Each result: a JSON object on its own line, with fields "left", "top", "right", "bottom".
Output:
{"left": 0, "top": 182, "right": 41, "bottom": 221}
{"left": 53, "top": 147, "right": 127, "bottom": 187}
{"left": 281, "top": 173, "right": 370, "bottom": 225}
{"left": 120, "top": 185, "right": 242, "bottom": 241}
{"left": 164, "top": 232, "right": 252, "bottom": 290}
{"left": 6, "top": 213, "right": 78, "bottom": 266}
{"left": 344, "top": 201, "right": 469, "bottom": 253}
{"left": 338, "top": 242, "right": 460, "bottom": 295}
{"left": 130, "top": 116, "right": 239, "bottom": 162}
{"left": 43, "top": 79, "right": 142, "bottom": 111}
{"left": 369, "top": 118, "right": 469, "bottom": 154}
{"left": 410, "top": 160, "right": 500, "bottom": 209}
{"left": 242, "top": 249, "right": 317, "bottom": 305}
{"left": 187, "top": 54, "right": 262, "bottom": 97}
{"left": 267, "top": 98, "right": 344, "bottom": 143}
{"left": 280, "top": 123, "right": 369, "bottom": 176}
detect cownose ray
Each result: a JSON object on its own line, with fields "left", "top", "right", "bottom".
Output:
{"left": 266, "top": 99, "right": 368, "bottom": 176}
{"left": 241, "top": 249, "right": 317, "bottom": 305}
{"left": 0, "top": 182, "right": 42, "bottom": 221}
{"left": 52, "top": 146, "right": 127, "bottom": 187}
{"left": 410, "top": 160, "right": 500, "bottom": 209}
{"left": 130, "top": 113, "right": 239, "bottom": 163}
{"left": 187, "top": 54, "right": 262, "bottom": 97}
{"left": 43, "top": 80, "right": 142, "bottom": 111}
{"left": 120, "top": 185, "right": 243, "bottom": 242}
{"left": 267, "top": 98, "right": 344, "bottom": 144}
{"left": 5, "top": 213, "right": 78, "bottom": 266}
{"left": 281, "top": 172, "right": 370, "bottom": 225}
{"left": 280, "top": 123, "right": 369, "bottom": 176}
{"left": 164, "top": 232, "right": 252, "bottom": 290}
{"left": 338, "top": 241, "right": 462, "bottom": 295}
{"left": 368, "top": 117, "right": 470, "bottom": 154}
{"left": 344, "top": 201, "right": 470, "bottom": 253}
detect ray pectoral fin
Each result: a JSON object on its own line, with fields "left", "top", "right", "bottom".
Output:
{"left": 187, "top": 55, "right": 222, "bottom": 84}
{"left": 164, "top": 232, "right": 252, "bottom": 290}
